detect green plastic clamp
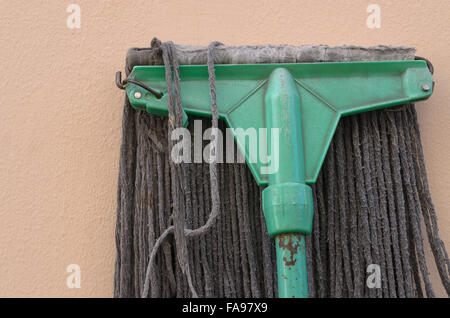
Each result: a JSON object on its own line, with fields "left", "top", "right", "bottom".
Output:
{"left": 262, "top": 68, "right": 314, "bottom": 237}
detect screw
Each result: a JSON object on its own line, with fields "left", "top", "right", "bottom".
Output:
{"left": 422, "top": 84, "right": 430, "bottom": 91}
{"left": 134, "top": 91, "right": 142, "bottom": 99}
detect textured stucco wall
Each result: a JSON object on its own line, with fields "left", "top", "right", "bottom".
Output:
{"left": 0, "top": 0, "right": 448, "bottom": 297}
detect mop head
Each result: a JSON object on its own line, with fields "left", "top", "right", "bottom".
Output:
{"left": 114, "top": 40, "right": 449, "bottom": 298}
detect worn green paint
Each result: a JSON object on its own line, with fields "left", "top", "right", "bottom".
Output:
{"left": 276, "top": 234, "right": 308, "bottom": 298}
{"left": 125, "top": 61, "right": 433, "bottom": 298}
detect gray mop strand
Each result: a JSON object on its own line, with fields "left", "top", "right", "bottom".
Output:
{"left": 141, "top": 41, "right": 222, "bottom": 298}
{"left": 115, "top": 41, "right": 450, "bottom": 298}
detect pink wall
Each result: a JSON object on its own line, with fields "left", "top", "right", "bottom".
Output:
{"left": 0, "top": 0, "right": 448, "bottom": 297}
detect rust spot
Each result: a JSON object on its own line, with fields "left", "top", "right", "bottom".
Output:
{"left": 277, "top": 234, "right": 302, "bottom": 266}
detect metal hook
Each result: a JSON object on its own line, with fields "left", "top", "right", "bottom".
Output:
{"left": 115, "top": 71, "right": 126, "bottom": 89}
{"left": 415, "top": 56, "right": 434, "bottom": 75}
{"left": 115, "top": 71, "right": 164, "bottom": 99}
{"left": 415, "top": 56, "right": 435, "bottom": 91}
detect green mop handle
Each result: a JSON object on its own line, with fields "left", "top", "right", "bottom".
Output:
{"left": 262, "top": 68, "right": 314, "bottom": 298}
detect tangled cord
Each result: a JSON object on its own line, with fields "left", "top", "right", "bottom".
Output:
{"left": 141, "top": 40, "right": 222, "bottom": 298}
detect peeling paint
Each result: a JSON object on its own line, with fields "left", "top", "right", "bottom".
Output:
{"left": 277, "top": 234, "right": 301, "bottom": 266}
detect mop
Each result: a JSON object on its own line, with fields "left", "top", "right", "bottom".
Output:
{"left": 114, "top": 39, "right": 449, "bottom": 298}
